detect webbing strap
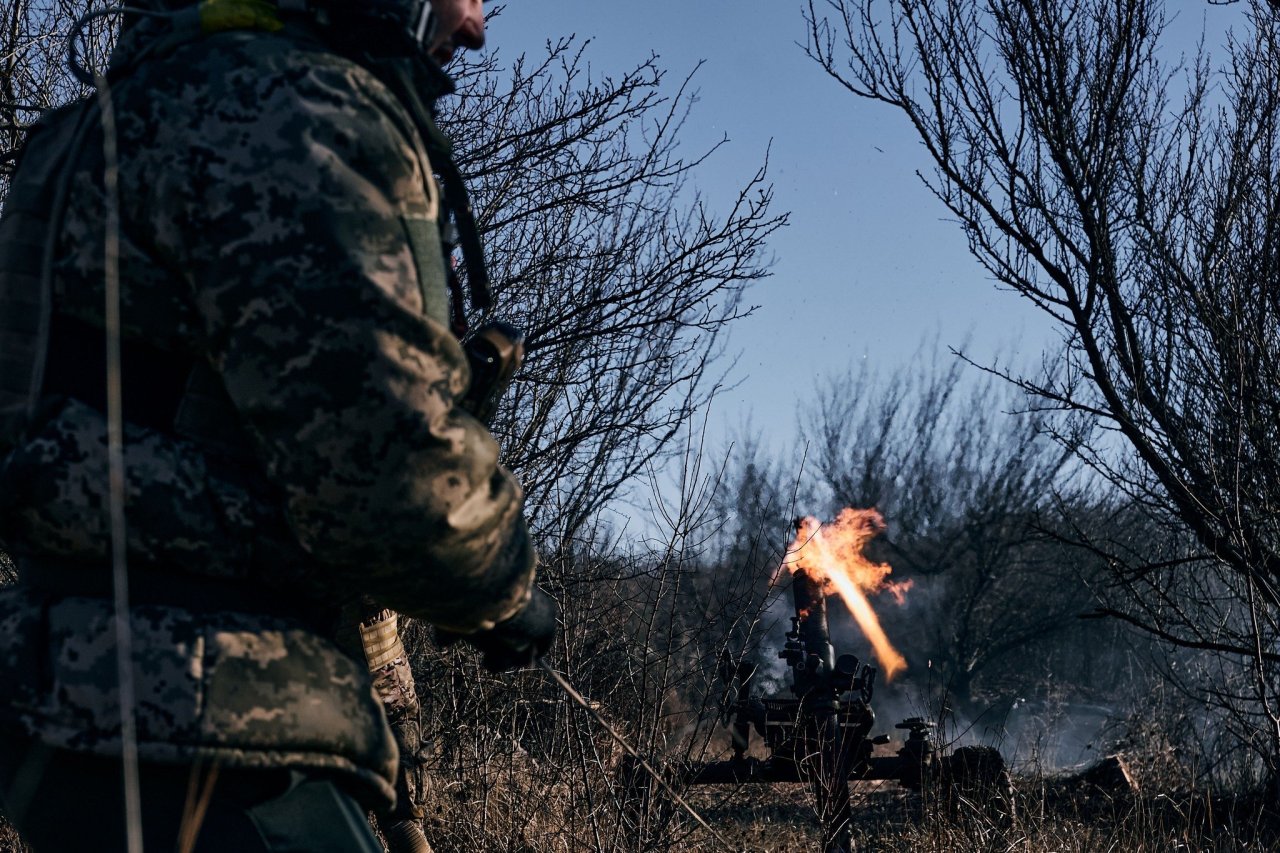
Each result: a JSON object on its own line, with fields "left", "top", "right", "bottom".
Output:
{"left": 365, "top": 56, "right": 493, "bottom": 317}
{"left": 358, "top": 611, "right": 406, "bottom": 670}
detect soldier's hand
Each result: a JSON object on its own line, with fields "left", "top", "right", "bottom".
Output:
{"left": 438, "top": 587, "right": 557, "bottom": 672}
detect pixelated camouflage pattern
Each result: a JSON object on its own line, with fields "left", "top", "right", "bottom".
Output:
{"left": 2, "top": 398, "right": 303, "bottom": 580}
{"left": 370, "top": 645, "right": 430, "bottom": 819}
{"left": 0, "top": 15, "right": 536, "bottom": 795}
{"left": 0, "top": 585, "right": 399, "bottom": 806}
{"left": 388, "top": 719, "right": 430, "bottom": 822}
{"left": 372, "top": 656, "right": 420, "bottom": 730}
{"left": 343, "top": 600, "right": 429, "bottom": 819}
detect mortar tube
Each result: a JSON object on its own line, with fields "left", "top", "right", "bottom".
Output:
{"left": 791, "top": 571, "right": 836, "bottom": 677}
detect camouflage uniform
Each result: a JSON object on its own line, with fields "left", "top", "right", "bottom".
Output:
{"left": 0, "top": 6, "right": 536, "bottom": 837}
{"left": 341, "top": 598, "right": 434, "bottom": 830}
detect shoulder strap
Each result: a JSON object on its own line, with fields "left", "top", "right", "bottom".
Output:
{"left": 362, "top": 56, "right": 493, "bottom": 319}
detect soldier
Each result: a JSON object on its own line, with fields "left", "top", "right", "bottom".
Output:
{"left": 0, "top": 0, "right": 555, "bottom": 850}
{"left": 346, "top": 600, "right": 435, "bottom": 852}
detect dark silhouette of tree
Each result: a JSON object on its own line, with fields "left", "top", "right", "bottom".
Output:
{"left": 804, "top": 0, "right": 1280, "bottom": 769}
{"left": 442, "top": 40, "right": 783, "bottom": 546}
{"left": 0, "top": 1, "right": 113, "bottom": 196}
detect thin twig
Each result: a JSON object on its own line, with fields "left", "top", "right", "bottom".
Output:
{"left": 535, "top": 657, "right": 739, "bottom": 851}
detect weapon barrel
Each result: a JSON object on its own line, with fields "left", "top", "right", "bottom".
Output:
{"left": 791, "top": 570, "right": 835, "bottom": 674}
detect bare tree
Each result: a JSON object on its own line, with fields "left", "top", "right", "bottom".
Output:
{"left": 0, "top": 0, "right": 112, "bottom": 196}
{"left": 442, "top": 39, "right": 785, "bottom": 546}
{"left": 804, "top": 0, "right": 1280, "bottom": 771}
{"left": 413, "top": 440, "right": 787, "bottom": 852}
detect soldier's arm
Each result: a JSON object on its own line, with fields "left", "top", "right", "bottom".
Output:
{"left": 149, "top": 35, "right": 533, "bottom": 632}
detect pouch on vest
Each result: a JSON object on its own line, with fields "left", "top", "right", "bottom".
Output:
{"left": 0, "top": 99, "right": 99, "bottom": 450}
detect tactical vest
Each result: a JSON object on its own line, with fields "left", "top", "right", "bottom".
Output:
{"left": 0, "top": 5, "right": 258, "bottom": 456}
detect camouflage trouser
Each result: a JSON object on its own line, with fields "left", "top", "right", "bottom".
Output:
{"left": 358, "top": 605, "right": 429, "bottom": 821}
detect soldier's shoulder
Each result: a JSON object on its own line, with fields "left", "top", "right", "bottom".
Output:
{"left": 119, "top": 29, "right": 420, "bottom": 184}
{"left": 158, "top": 29, "right": 406, "bottom": 129}
{"left": 112, "top": 27, "right": 426, "bottom": 217}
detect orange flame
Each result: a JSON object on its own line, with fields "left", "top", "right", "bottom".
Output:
{"left": 783, "top": 508, "right": 911, "bottom": 680}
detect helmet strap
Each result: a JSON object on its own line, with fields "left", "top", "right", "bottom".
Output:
{"left": 413, "top": 3, "right": 436, "bottom": 49}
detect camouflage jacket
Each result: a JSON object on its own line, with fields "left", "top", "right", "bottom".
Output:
{"left": 0, "top": 16, "right": 534, "bottom": 801}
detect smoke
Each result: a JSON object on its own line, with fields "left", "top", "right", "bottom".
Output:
{"left": 747, "top": 586, "right": 800, "bottom": 696}
{"left": 739, "top": 563, "right": 1132, "bottom": 776}
{"left": 865, "top": 688, "right": 1122, "bottom": 773}
{"left": 996, "top": 700, "right": 1120, "bottom": 772}
{"left": 745, "top": 584, "right": 1126, "bottom": 774}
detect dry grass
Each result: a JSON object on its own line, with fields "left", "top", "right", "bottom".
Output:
{"left": 676, "top": 778, "right": 1278, "bottom": 853}
{"left": 407, "top": 737, "right": 1280, "bottom": 853}
{"left": 0, "top": 814, "right": 27, "bottom": 853}
{"left": 1, "top": 761, "right": 1275, "bottom": 852}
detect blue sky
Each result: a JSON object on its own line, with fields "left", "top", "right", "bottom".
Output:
{"left": 492, "top": 1, "right": 1244, "bottom": 457}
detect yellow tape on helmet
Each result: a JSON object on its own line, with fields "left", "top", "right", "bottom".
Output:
{"left": 199, "top": 0, "right": 284, "bottom": 34}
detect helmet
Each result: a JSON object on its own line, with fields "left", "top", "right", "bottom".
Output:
{"left": 287, "top": 0, "right": 438, "bottom": 62}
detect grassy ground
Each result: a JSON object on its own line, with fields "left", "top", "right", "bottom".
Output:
{"left": 2, "top": 771, "right": 1275, "bottom": 851}
{"left": 0, "top": 815, "right": 25, "bottom": 853}
{"left": 676, "top": 779, "right": 1279, "bottom": 853}
{"left": 413, "top": 760, "right": 1279, "bottom": 852}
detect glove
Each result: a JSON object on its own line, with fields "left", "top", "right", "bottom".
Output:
{"left": 438, "top": 587, "right": 557, "bottom": 672}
